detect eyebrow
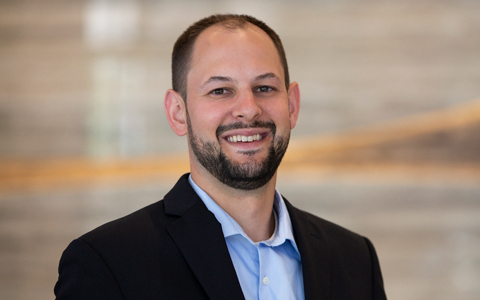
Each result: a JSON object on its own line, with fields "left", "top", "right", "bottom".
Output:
{"left": 201, "top": 73, "right": 280, "bottom": 88}
{"left": 201, "top": 76, "right": 233, "bottom": 88}
{"left": 254, "top": 72, "right": 279, "bottom": 82}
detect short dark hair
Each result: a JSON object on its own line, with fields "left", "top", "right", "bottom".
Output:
{"left": 172, "top": 14, "right": 290, "bottom": 101}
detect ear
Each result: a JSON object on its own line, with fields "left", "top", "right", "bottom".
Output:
{"left": 287, "top": 81, "right": 301, "bottom": 129}
{"left": 164, "top": 89, "right": 188, "bottom": 136}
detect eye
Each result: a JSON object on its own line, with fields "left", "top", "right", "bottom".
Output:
{"left": 255, "top": 86, "right": 274, "bottom": 93}
{"left": 209, "top": 88, "right": 229, "bottom": 95}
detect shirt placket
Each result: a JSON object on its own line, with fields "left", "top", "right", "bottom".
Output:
{"left": 257, "top": 243, "right": 273, "bottom": 300}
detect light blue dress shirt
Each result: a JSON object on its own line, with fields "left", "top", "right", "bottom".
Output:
{"left": 189, "top": 176, "right": 305, "bottom": 300}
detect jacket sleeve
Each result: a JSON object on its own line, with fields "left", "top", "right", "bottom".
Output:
{"left": 364, "top": 238, "right": 387, "bottom": 300}
{"left": 54, "top": 238, "right": 125, "bottom": 300}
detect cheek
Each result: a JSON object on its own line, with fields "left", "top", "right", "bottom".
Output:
{"left": 188, "top": 104, "right": 228, "bottom": 137}
{"left": 263, "top": 104, "right": 291, "bottom": 129}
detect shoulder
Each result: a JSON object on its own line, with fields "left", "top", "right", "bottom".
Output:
{"left": 284, "top": 199, "right": 387, "bottom": 299}
{"left": 55, "top": 200, "right": 171, "bottom": 299}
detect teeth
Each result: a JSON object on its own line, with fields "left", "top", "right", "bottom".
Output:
{"left": 227, "top": 134, "right": 263, "bottom": 143}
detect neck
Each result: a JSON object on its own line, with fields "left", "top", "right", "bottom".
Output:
{"left": 191, "top": 167, "right": 277, "bottom": 243}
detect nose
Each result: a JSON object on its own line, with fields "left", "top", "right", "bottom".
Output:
{"left": 232, "top": 90, "right": 262, "bottom": 121}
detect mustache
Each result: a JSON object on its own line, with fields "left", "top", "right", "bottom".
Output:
{"left": 216, "top": 121, "right": 276, "bottom": 138}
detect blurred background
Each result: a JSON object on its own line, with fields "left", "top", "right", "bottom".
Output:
{"left": 1, "top": 0, "right": 480, "bottom": 299}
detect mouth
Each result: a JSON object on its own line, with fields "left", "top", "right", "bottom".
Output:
{"left": 226, "top": 133, "right": 264, "bottom": 143}
{"left": 217, "top": 121, "right": 276, "bottom": 145}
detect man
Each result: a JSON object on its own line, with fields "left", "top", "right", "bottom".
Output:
{"left": 55, "top": 14, "right": 387, "bottom": 300}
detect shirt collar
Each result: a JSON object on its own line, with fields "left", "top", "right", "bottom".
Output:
{"left": 188, "top": 175, "right": 300, "bottom": 255}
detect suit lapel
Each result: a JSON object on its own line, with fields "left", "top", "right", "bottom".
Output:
{"left": 285, "top": 199, "right": 332, "bottom": 300}
{"left": 164, "top": 174, "right": 245, "bottom": 300}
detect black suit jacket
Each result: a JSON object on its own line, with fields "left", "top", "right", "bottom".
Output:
{"left": 55, "top": 174, "right": 387, "bottom": 299}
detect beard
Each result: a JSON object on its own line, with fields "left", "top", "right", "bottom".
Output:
{"left": 186, "top": 113, "right": 290, "bottom": 191}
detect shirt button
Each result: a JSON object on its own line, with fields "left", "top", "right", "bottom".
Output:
{"left": 262, "top": 277, "right": 270, "bottom": 285}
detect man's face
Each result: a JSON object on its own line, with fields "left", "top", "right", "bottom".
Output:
{"left": 185, "top": 24, "right": 298, "bottom": 190}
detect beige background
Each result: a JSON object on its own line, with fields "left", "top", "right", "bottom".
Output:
{"left": 1, "top": 0, "right": 480, "bottom": 299}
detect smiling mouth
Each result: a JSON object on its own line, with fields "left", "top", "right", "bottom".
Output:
{"left": 226, "top": 134, "right": 263, "bottom": 143}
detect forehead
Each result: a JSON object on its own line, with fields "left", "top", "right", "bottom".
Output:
{"left": 188, "top": 23, "right": 282, "bottom": 78}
